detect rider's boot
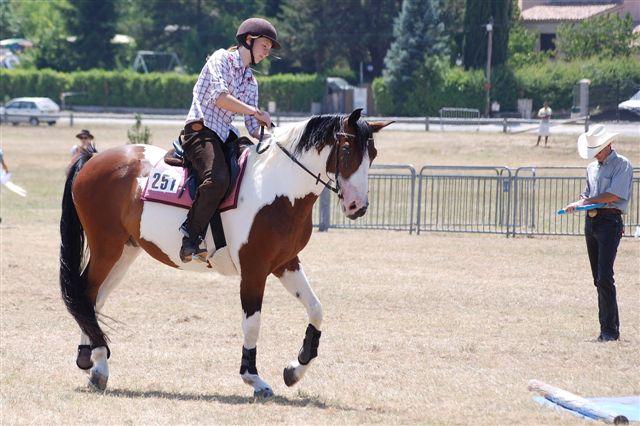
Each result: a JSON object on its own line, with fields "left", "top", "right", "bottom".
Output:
{"left": 179, "top": 224, "right": 207, "bottom": 263}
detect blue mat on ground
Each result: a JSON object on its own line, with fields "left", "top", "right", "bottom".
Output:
{"left": 534, "top": 395, "right": 640, "bottom": 422}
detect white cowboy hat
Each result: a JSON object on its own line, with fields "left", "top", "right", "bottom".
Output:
{"left": 577, "top": 124, "right": 618, "bottom": 160}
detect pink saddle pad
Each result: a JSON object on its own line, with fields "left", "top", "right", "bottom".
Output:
{"left": 141, "top": 148, "right": 250, "bottom": 211}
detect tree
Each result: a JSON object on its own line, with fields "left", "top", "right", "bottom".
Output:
{"left": 383, "top": 0, "right": 448, "bottom": 111}
{"left": 462, "top": 0, "right": 513, "bottom": 69}
{"left": 277, "top": 0, "right": 343, "bottom": 73}
{"left": 276, "top": 0, "right": 399, "bottom": 78}
{"left": 359, "top": 0, "right": 400, "bottom": 80}
{"left": 507, "top": 20, "right": 548, "bottom": 68}
{"left": 438, "top": 0, "right": 465, "bottom": 63}
{"left": 556, "top": 13, "right": 638, "bottom": 61}
{"left": 65, "top": 0, "right": 118, "bottom": 70}
{"left": 6, "top": 0, "right": 73, "bottom": 71}
{"left": 0, "top": 0, "right": 21, "bottom": 40}
{"left": 123, "top": 0, "right": 263, "bottom": 73}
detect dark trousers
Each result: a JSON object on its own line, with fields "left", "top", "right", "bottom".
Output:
{"left": 585, "top": 214, "right": 623, "bottom": 338}
{"left": 181, "top": 121, "right": 236, "bottom": 240}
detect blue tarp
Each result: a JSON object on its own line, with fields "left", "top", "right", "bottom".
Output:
{"left": 534, "top": 395, "right": 640, "bottom": 422}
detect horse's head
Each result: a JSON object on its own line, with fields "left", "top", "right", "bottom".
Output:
{"left": 328, "top": 109, "right": 392, "bottom": 220}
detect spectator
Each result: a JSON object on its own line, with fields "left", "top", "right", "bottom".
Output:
{"left": 535, "top": 101, "right": 552, "bottom": 147}
{"left": 71, "top": 129, "right": 95, "bottom": 156}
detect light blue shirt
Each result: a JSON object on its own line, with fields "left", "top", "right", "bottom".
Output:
{"left": 581, "top": 150, "right": 634, "bottom": 213}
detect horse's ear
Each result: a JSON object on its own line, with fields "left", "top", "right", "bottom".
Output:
{"left": 367, "top": 120, "right": 394, "bottom": 133}
{"left": 347, "top": 108, "right": 363, "bottom": 126}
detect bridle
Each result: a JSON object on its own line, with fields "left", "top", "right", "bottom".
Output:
{"left": 255, "top": 125, "right": 362, "bottom": 195}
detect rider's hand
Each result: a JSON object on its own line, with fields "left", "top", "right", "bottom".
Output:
{"left": 252, "top": 107, "right": 272, "bottom": 128}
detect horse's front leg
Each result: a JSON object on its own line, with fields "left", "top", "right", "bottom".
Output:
{"left": 239, "top": 272, "right": 274, "bottom": 398}
{"left": 274, "top": 258, "right": 322, "bottom": 387}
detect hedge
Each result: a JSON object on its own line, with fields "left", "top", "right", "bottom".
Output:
{"left": 372, "top": 57, "right": 640, "bottom": 116}
{"left": 514, "top": 57, "right": 640, "bottom": 111}
{"left": 0, "top": 69, "right": 325, "bottom": 112}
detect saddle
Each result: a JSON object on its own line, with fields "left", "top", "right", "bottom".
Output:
{"left": 141, "top": 135, "right": 252, "bottom": 250}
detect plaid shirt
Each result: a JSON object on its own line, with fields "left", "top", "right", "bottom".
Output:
{"left": 186, "top": 49, "right": 260, "bottom": 141}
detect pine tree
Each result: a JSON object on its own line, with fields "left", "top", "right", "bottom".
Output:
{"left": 383, "top": 0, "right": 448, "bottom": 109}
{"left": 462, "top": 0, "right": 513, "bottom": 69}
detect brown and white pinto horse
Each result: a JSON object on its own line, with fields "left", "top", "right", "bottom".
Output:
{"left": 60, "top": 109, "right": 391, "bottom": 395}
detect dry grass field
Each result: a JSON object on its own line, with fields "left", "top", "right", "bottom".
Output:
{"left": 1, "top": 122, "right": 639, "bottom": 424}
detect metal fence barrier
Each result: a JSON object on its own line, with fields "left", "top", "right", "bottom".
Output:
{"left": 314, "top": 164, "right": 416, "bottom": 233}
{"left": 313, "top": 164, "right": 640, "bottom": 238}
{"left": 512, "top": 167, "right": 640, "bottom": 237}
{"left": 439, "top": 107, "right": 481, "bottom": 131}
{"left": 416, "top": 166, "right": 512, "bottom": 235}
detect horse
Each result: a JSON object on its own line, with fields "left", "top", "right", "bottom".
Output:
{"left": 59, "top": 108, "right": 391, "bottom": 395}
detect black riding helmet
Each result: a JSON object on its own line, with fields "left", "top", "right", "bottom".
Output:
{"left": 236, "top": 18, "right": 280, "bottom": 65}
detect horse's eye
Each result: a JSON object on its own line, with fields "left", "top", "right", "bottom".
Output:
{"left": 341, "top": 146, "right": 351, "bottom": 156}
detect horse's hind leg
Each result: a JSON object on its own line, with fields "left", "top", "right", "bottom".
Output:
{"left": 274, "top": 258, "right": 322, "bottom": 387}
{"left": 78, "top": 241, "right": 140, "bottom": 391}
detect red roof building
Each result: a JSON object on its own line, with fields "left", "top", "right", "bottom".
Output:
{"left": 518, "top": 0, "right": 640, "bottom": 51}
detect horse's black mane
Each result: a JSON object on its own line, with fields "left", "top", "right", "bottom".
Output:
{"left": 293, "top": 114, "right": 371, "bottom": 157}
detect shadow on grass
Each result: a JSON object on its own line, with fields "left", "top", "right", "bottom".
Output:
{"left": 76, "top": 387, "right": 355, "bottom": 410}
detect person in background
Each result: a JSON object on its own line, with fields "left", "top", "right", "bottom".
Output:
{"left": 563, "top": 125, "right": 633, "bottom": 342}
{"left": 71, "top": 129, "right": 94, "bottom": 156}
{"left": 535, "top": 101, "right": 552, "bottom": 147}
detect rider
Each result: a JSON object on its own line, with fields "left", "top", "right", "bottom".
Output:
{"left": 179, "top": 17, "right": 278, "bottom": 262}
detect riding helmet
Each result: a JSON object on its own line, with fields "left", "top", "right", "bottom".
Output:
{"left": 236, "top": 18, "right": 281, "bottom": 49}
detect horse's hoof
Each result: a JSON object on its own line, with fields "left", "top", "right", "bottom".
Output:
{"left": 283, "top": 365, "right": 299, "bottom": 387}
{"left": 88, "top": 370, "right": 108, "bottom": 392}
{"left": 253, "top": 387, "right": 274, "bottom": 398}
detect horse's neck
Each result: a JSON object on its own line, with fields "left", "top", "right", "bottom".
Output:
{"left": 256, "top": 122, "right": 333, "bottom": 198}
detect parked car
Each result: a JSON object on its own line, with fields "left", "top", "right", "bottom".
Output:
{"left": 618, "top": 90, "right": 640, "bottom": 116}
{"left": 0, "top": 97, "right": 60, "bottom": 126}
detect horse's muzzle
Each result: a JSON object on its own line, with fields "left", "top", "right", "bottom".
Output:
{"left": 347, "top": 204, "right": 368, "bottom": 220}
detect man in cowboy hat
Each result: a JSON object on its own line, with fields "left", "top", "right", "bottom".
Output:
{"left": 563, "top": 124, "right": 633, "bottom": 342}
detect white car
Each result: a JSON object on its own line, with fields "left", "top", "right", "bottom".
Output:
{"left": 0, "top": 97, "right": 60, "bottom": 126}
{"left": 618, "top": 90, "right": 640, "bottom": 116}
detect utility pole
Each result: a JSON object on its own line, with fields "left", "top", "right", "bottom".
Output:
{"left": 484, "top": 17, "right": 494, "bottom": 118}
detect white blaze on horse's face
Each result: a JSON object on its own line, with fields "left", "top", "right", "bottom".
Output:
{"left": 338, "top": 147, "right": 370, "bottom": 220}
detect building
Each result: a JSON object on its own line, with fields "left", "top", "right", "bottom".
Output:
{"left": 519, "top": 0, "right": 640, "bottom": 51}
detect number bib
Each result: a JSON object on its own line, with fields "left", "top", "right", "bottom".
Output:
{"left": 149, "top": 169, "right": 181, "bottom": 193}
{"left": 141, "top": 163, "right": 194, "bottom": 209}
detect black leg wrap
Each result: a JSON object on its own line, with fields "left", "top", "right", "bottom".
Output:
{"left": 90, "top": 344, "right": 111, "bottom": 359}
{"left": 298, "top": 324, "right": 321, "bottom": 365}
{"left": 76, "top": 345, "right": 93, "bottom": 370}
{"left": 239, "top": 346, "right": 258, "bottom": 375}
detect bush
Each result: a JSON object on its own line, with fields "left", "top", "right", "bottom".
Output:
{"left": 257, "top": 73, "right": 325, "bottom": 112}
{"left": 127, "top": 114, "right": 152, "bottom": 144}
{"left": 373, "top": 61, "right": 484, "bottom": 116}
{"left": 0, "top": 69, "right": 325, "bottom": 112}
{"left": 514, "top": 57, "right": 640, "bottom": 111}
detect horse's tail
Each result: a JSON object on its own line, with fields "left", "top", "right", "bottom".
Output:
{"left": 59, "top": 145, "right": 108, "bottom": 347}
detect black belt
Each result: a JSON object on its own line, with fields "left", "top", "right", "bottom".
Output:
{"left": 587, "top": 208, "right": 622, "bottom": 218}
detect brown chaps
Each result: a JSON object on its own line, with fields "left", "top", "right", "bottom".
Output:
{"left": 181, "top": 120, "right": 236, "bottom": 240}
